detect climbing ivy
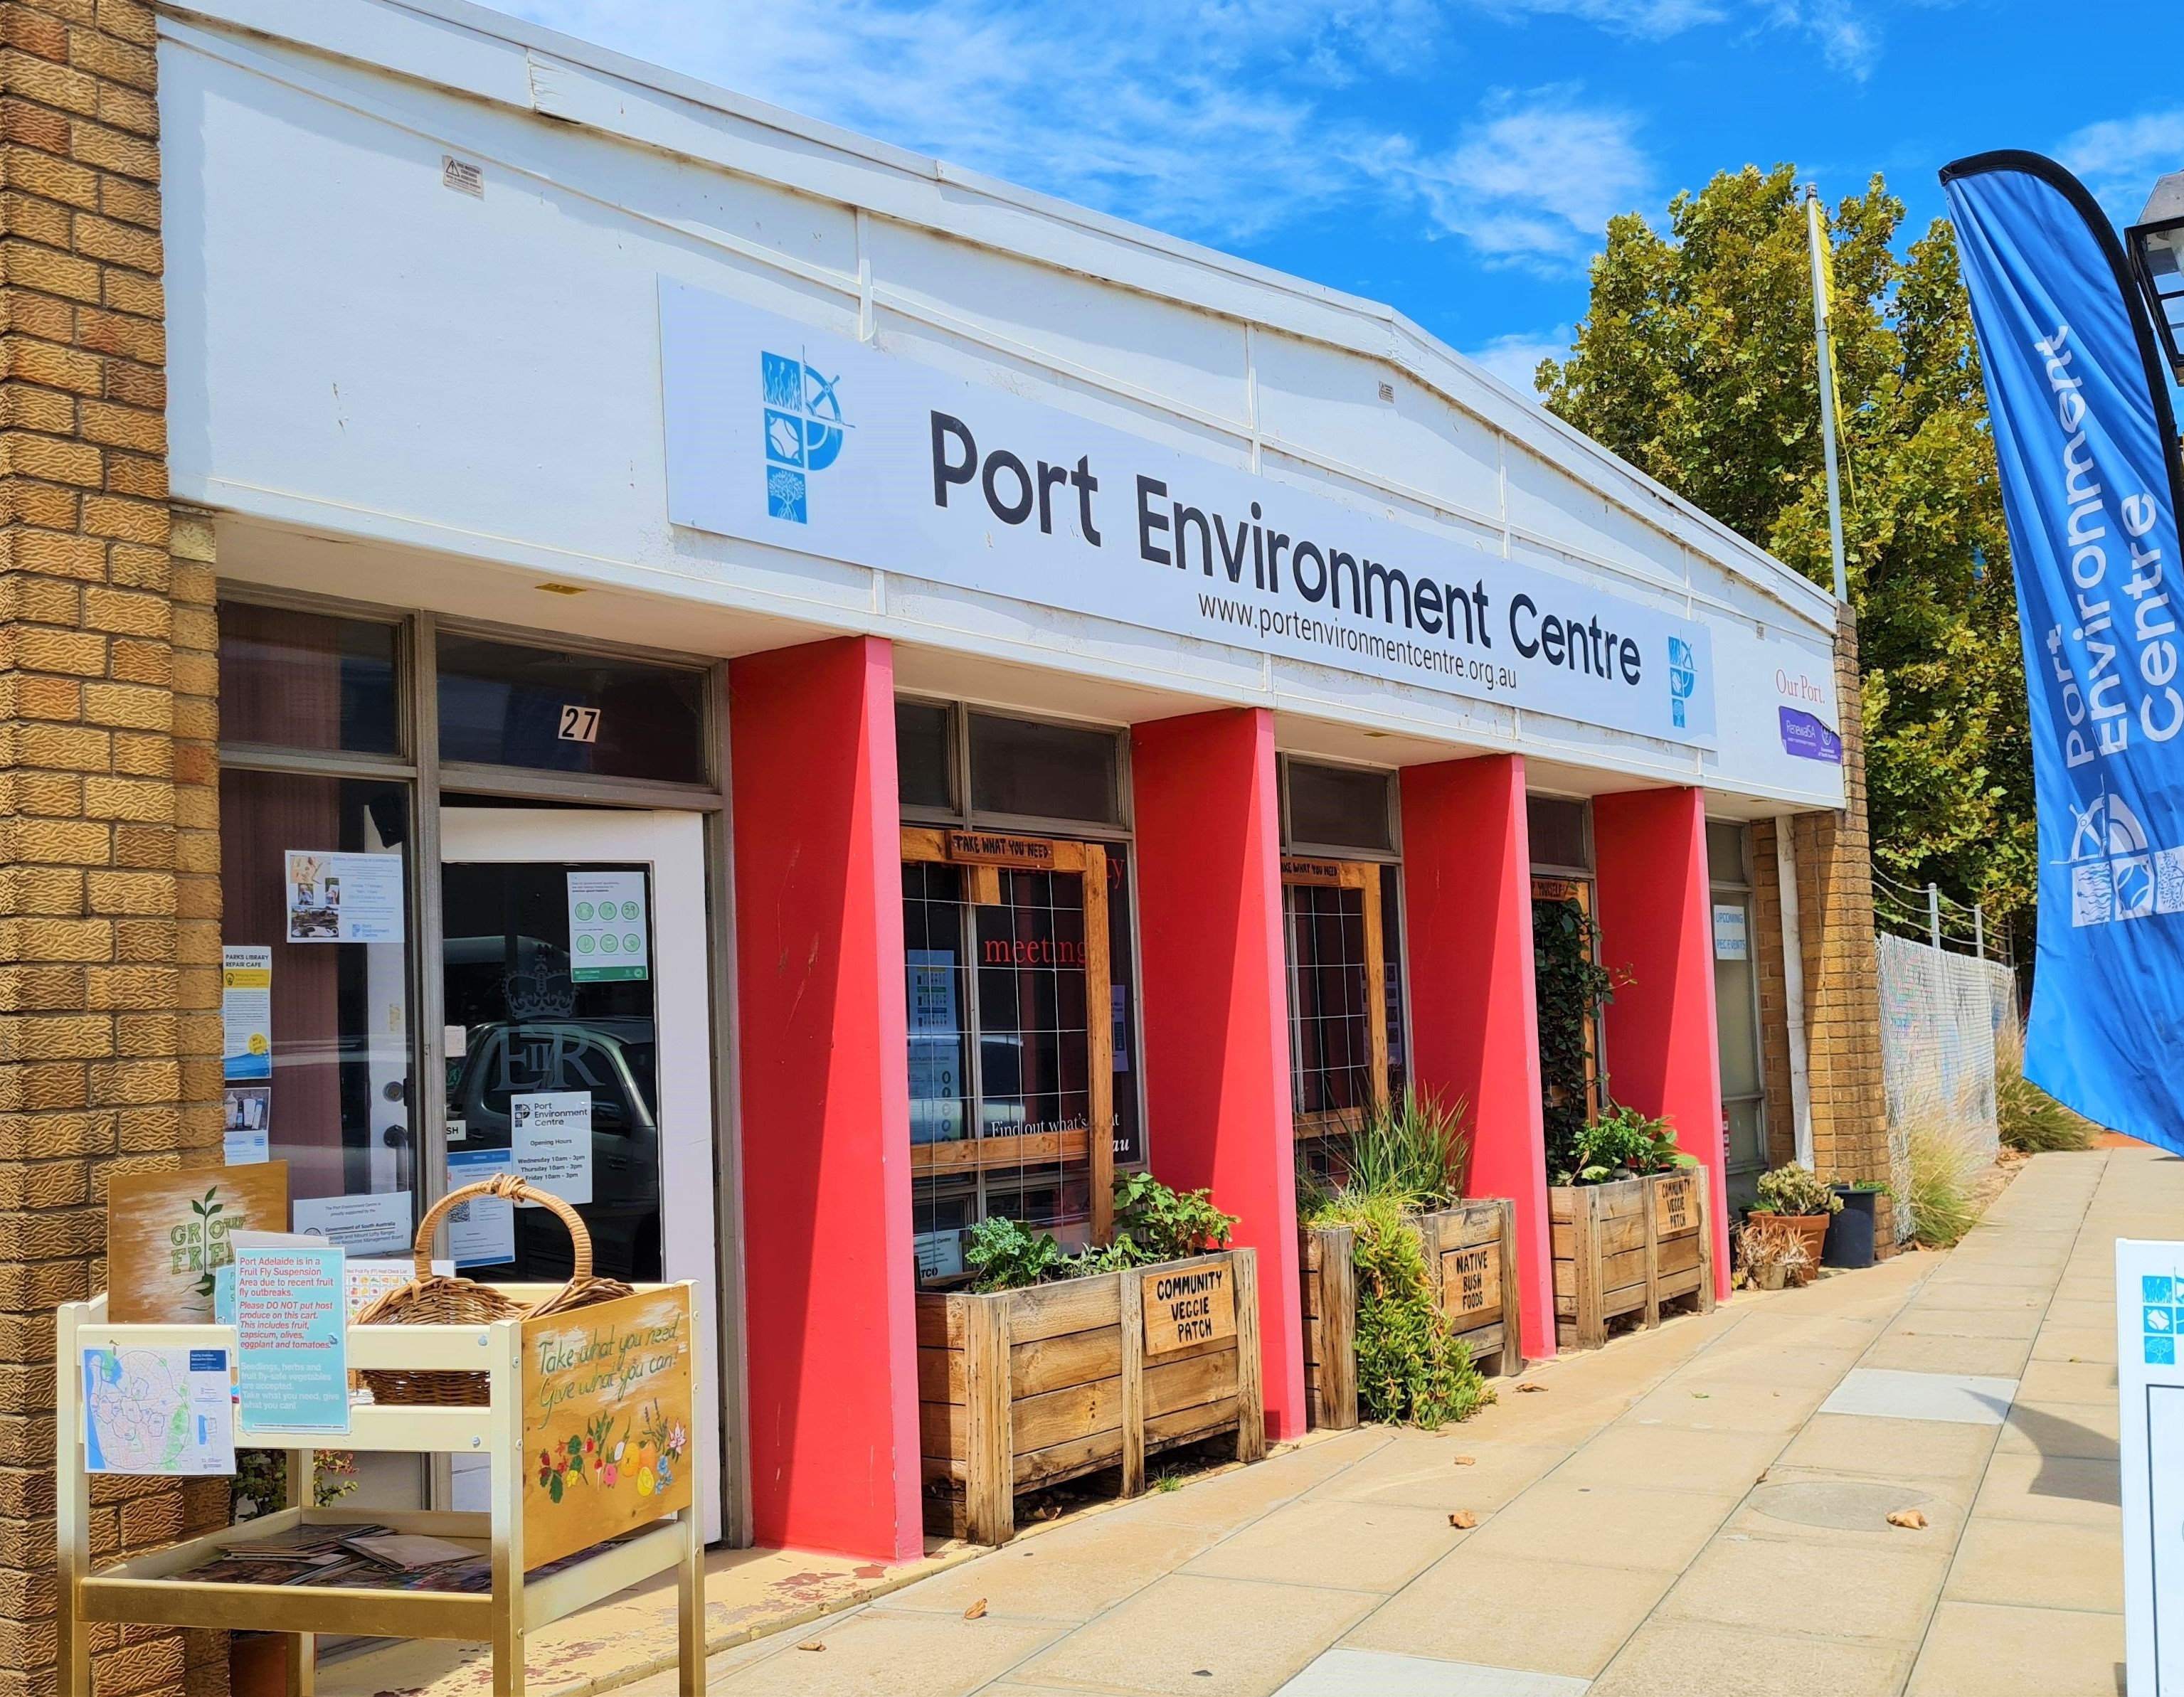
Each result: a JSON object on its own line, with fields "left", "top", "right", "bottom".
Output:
{"left": 1532, "top": 898, "right": 1616, "bottom": 1184}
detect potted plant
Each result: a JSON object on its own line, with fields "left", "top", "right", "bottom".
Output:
{"left": 1737, "top": 1218, "right": 1813, "bottom": 1291}
{"left": 1750, "top": 1164, "right": 1841, "bottom": 1278}
{"left": 1547, "top": 1105, "right": 1713, "bottom": 1351}
{"left": 917, "top": 1175, "right": 1266, "bottom": 1545}
{"left": 1296, "top": 1087, "right": 1510, "bottom": 1434}
{"left": 1823, "top": 1182, "right": 1887, "bottom": 1270}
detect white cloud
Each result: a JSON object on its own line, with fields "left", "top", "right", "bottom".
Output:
{"left": 2059, "top": 110, "right": 2184, "bottom": 224}
{"left": 1473, "top": 0, "right": 1729, "bottom": 37}
{"left": 506, "top": 0, "right": 1646, "bottom": 267}
{"left": 1463, "top": 328, "right": 1576, "bottom": 396}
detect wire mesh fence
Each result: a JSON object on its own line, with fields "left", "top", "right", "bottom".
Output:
{"left": 1875, "top": 930, "right": 2020, "bottom": 1239}
{"left": 1872, "top": 867, "right": 2014, "bottom": 967}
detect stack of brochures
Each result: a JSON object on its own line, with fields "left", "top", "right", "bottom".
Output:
{"left": 180, "top": 1523, "right": 493, "bottom": 1592}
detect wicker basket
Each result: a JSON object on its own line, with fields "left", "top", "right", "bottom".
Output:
{"left": 354, "top": 1174, "right": 637, "bottom": 1406}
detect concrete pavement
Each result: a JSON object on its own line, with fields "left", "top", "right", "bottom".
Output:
{"left": 622, "top": 1147, "right": 2163, "bottom": 1697}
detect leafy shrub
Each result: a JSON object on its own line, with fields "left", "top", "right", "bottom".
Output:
{"left": 1341, "top": 1087, "right": 1470, "bottom": 1213}
{"left": 1342, "top": 1193, "right": 1493, "bottom": 1428}
{"left": 963, "top": 1176, "right": 1240, "bottom": 1292}
{"left": 964, "top": 1215, "right": 1063, "bottom": 1291}
{"left": 1995, "top": 1027, "right": 2099, "bottom": 1153}
{"left": 1554, "top": 1105, "right": 1693, "bottom": 1186}
{"left": 1905, "top": 1118, "right": 1982, "bottom": 1247}
{"left": 234, "top": 1449, "right": 356, "bottom": 1522}
{"left": 1737, "top": 1218, "right": 1814, "bottom": 1287}
{"left": 1110, "top": 1171, "right": 1238, "bottom": 1264}
{"left": 1755, "top": 1163, "right": 1843, "bottom": 1216}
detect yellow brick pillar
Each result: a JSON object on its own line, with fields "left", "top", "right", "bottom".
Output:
{"left": 0, "top": 4, "right": 226, "bottom": 1694}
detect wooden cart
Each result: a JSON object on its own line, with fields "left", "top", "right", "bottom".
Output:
{"left": 57, "top": 1282, "right": 704, "bottom": 1697}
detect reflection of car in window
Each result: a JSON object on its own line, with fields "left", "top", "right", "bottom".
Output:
{"left": 448, "top": 1021, "right": 659, "bottom": 1279}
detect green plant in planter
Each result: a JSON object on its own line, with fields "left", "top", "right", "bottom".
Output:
{"left": 1552, "top": 1105, "right": 1694, "bottom": 1186}
{"left": 965, "top": 1176, "right": 1241, "bottom": 1292}
{"left": 1754, "top": 1163, "right": 1843, "bottom": 1217}
{"left": 1338, "top": 1193, "right": 1493, "bottom": 1428}
{"left": 964, "top": 1215, "right": 1064, "bottom": 1292}
{"left": 1110, "top": 1171, "right": 1238, "bottom": 1264}
{"left": 1340, "top": 1087, "right": 1471, "bottom": 1213}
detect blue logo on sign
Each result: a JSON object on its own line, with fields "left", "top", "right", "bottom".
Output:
{"left": 1667, "top": 637, "right": 1697, "bottom": 730}
{"left": 761, "top": 349, "right": 847, "bottom": 523}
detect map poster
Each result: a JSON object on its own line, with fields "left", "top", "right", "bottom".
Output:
{"left": 521, "top": 1285, "right": 692, "bottom": 1570}
{"left": 82, "top": 1346, "right": 235, "bottom": 1476}
{"left": 106, "top": 1162, "right": 290, "bottom": 1324}
{"left": 235, "top": 1243, "right": 350, "bottom": 1435}
{"left": 566, "top": 871, "right": 649, "bottom": 982}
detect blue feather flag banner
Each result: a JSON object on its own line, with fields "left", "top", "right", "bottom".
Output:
{"left": 1941, "top": 151, "right": 2184, "bottom": 1147}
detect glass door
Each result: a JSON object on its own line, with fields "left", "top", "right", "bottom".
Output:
{"left": 439, "top": 807, "right": 721, "bottom": 1541}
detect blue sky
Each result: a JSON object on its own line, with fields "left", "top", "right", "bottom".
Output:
{"left": 509, "top": 0, "right": 2181, "bottom": 394}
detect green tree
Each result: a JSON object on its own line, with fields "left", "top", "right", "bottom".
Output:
{"left": 1537, "top": 164, "right": 2035, "bottom": 938}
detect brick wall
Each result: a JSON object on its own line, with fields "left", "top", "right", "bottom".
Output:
{"left": 1744, "top": 605, "right": 1890, "bottom": 1190}
{"left": 0, "top": 4, "right": 226, "bottom": 1694}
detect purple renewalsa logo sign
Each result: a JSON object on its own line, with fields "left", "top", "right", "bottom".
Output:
{"left": 1779, "top": 706, "right": 1843, "bottom": 764}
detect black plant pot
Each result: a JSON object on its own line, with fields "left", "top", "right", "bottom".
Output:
{"left": 1823, "top": 1187, "right": 1877, "bottom": 1269}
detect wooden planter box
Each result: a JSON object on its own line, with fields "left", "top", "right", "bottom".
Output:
{"left": 916, "top": 1248, "right": 1266, "bottom": 1544}
{"left": 1550, "top": 1168, "right": 1714, "bottom": 1351}
{"left": 1300, "top": 1198, "right": 1520, "bottom": 1432}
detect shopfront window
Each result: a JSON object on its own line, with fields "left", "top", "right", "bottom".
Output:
{"left": 218, "top": 600, "right": 399, "bottom": 755}
{"left": 1280, "top": 759, "right": 1404, "bottom": 1173}
{"left": 1708, "top": 821, "right": 1766, "bottom": 1204}
{"left": 436, "top": 634, "right": 707, "bottom": 784}
{"left": 440, "top": 860, "right": 664, "bottom": 1282}
{"left": 218, "top": 765, "right": 416, "bottom": 1243}
{"left": 898, "top": 703, "right": 1137, "bottom": 1285}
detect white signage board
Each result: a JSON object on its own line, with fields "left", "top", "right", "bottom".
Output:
{"left": 1712, "top": 904, "right": 1749, "bottom": 961}
{"left": 660, "top": 282, "right": 1719, "bottom": 751}
{"left": 511, "top": 1091, "right": 593, "bottom": 1206}
{"left": 291, "top": 1189, "right": 413, "bottom": 1255}
{"left": 566, "top": 871, "right": 648, "bottom": 982}
{"left": 2120, "top": 1238, "right": 2184, "bottom": 1691}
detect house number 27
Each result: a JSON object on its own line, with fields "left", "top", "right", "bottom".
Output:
{"left": 557, "top": 705, "right": 600, "bottom": 744}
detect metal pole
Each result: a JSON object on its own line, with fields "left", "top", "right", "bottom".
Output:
{"left": 1806, "top": 188, "right": 1850, "bottom": 603}
{"left": 1973, "top": 905, "right": 1985, "bottom": 959}
{"left": 1927, "top": 883, "right": 1943, "bottom": 952}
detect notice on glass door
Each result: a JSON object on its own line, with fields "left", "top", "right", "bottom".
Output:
{"left": 221, "top": 946, "right": 272, "bottom": 1080}
{"left": 285, "top": 851, "right": 404, "bottom": 944}
{"left": 567, "top": 871, "right": 647, "bottom": 982}
{"left": 512, "top": 1092, "right": 593, "bottom": 1205}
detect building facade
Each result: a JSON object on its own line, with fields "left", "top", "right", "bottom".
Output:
{"left": 0, "top": 0, "right": 1890, "bottom": 1669}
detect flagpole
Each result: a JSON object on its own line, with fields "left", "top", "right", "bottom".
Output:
{"left": 1806, "top": 186, "right": 1850, "bottom": 602}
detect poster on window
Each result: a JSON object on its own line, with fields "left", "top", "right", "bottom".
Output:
{"left": 906, "top": 949, "right": 963, "bottom": 1144}
{"left": 566, "top": 871, "right": 649, "bottom": 982}
{"left": 223, "top": 1085, "right": 270, "bottom": 1165}
{"left": 221, "top": 946, "right": 272, "bottom": 1080}
{"left": 285, "top": 852, "right": 404, "bottom": 943}
{"left": 512, "top": 1091, "right": 594, "bottom": 1205}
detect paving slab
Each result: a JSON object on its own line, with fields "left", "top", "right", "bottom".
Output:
{"left": 1818, "top": 1368, "right": 2018, "bottom": 1425}
{"left": 1272, "top": 1648, "right": 1589, "bottom": 1696}
{"left": 1904, "top": 1600, "right": 2126, "bottom": 1697}
{"left": 1342, "top": 1550, "right": 1673, "bottom": 1679}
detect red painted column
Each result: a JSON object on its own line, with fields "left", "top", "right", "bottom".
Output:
{"left": 728, "top": 635, "right": 921, "bottom": 1561}
{"left": 1399, "top": 755, "right": 1555, "bottom": 1361}
{"left": 1593, "top": 786, "right": 1732, "bottom": 1298}
{"left": 1130, "top": 707, "right": 1305, "bottom": 1440}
